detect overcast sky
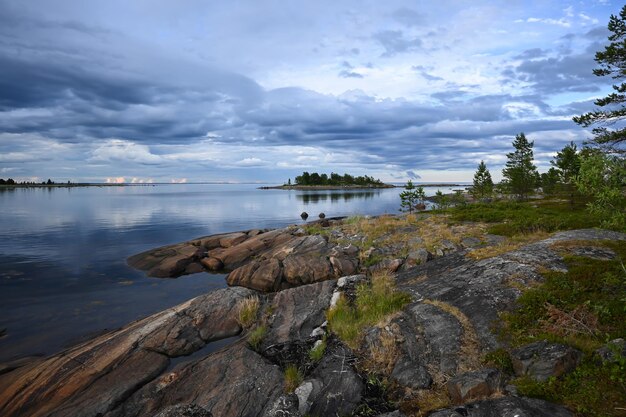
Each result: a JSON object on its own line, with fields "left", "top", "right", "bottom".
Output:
{"left": 0, "top": 0, "right": 619, "bottom": 183}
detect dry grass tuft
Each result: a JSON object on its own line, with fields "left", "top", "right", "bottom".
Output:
{"left": 236, "top": 296, "right": 260, "bottom": 329}
{"left": 362, "top": 325, "right": 402, "bottom": 375}
{"left": 398, "top": 385, "right": 451, "bottom": 416}
{"left": 284, "top": 363, "right": 304, "bottom": 393}
{"left": 424, "top": 299, "right": 481, "bottom": 373}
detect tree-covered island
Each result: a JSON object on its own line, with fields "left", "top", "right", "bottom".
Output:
{"left": 260, "top": 171, "right": 396, "bottom": 189}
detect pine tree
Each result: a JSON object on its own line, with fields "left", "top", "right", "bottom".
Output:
{"left": 551, "top": 141, "right": 580, "bottom": 206}
{"left": 471, "top": 160, "right": 494, "bottom": 201}
{"left": 572, "top": 6, "right": 626, "bottom": 153}
{"left": 399, "top": 180, "right": 419, "bottom": 213}
{"left": 502, "top": 132, "right": 538, "bottom": 200}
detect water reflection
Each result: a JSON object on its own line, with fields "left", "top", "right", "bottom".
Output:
{"left": 297, "top": 190, "right": 378, "bottom": 204}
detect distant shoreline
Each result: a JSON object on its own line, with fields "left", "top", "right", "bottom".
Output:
{"left": 259, "top": 183, "right": 467, "bottom": 190}
{"left": 258, "top": 184, "right": 396, "bottom": 190}
{"left": 0, "top": 183, "right": 137, "bottom": 189}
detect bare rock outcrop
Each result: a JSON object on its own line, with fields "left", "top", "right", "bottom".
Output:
{"left": 0, "top": 287, "right": 255, "bottom": 417}
{"left": 129, "top": 228, "right": 360, "bottom": 292}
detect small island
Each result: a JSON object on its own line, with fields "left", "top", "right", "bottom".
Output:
{"left": 259, "top": 171, "right": 396, "bottom": 190}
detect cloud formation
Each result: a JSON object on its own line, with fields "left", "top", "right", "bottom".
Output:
{"left": 0, "top": 0, "right": 620, "bottom": 183}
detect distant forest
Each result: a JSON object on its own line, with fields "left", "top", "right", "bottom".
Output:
{"left": 291, "top": 172, "right": 384, "bottom": 186}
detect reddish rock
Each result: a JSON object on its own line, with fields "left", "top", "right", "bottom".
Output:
{"left": 282, "top": 255, "right": 334, "bottom": 286}
{"left": 219, "top": 232, "right": 249, "bottom": 248}
{"left": 227, "top": 259, "right": 283, "bottom": 292}
{"left": 200, "top": 257, "right": 223, "bottom": 271}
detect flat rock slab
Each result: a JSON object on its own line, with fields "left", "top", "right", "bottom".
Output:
{"left": 396, "top": 228, "right": 626, "bottom": 351}
{"left": 0, "top": 287, "right": 256, "bottom": 417}
{"left": 265, "top": 280, "right": 336, "bottom": 346}
{"left": 428, "top": 396, "right": 573, "bottom": 417}
{"left": 106, "top": 343, "right": 284, "bottom": 417}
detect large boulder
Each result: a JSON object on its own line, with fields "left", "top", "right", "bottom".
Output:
{"left": 0, "top": 287, "right": 256, "bottom": 417}
{"left": 511, "top": 341, "right": 582, "bottom": 382}
{"left": 108, "top": 343, "right": 284, "bottom": 417}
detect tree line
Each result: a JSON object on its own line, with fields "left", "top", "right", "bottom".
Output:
{"left": 0, "top": 179, "right": 68, "bottom": 185}
{"left": 401, "top": 6, "right": 626, "bottom": 230}
{"left": 291, "top": 172, "right": 384, "bottom": 186}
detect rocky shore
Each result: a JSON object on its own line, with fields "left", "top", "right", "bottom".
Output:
{"left": 1, "top": 216, "right": 624, "bottom": 417}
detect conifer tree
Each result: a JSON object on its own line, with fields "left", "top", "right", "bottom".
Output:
{"left": 502, "top": 132, "right": 538, "bottom": 200}
{"left": 572, "top": 6, "right": 626, "bottom": 153}
{"left": 551, "top": 141, "right": 580, "bottom": 206}
{"left": 399, "top": 180, "right": 419, "bottom": 213}
{"left": 471, "top": 160, "right": 494, "bottom": 201}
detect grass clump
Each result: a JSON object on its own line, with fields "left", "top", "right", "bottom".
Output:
{"left": 326, "top": 272, "right": 412, "bottom": 349}
{"left": 309, "top": 337, "right": 327, "bottom": 362}
{"left": 236, "top": 296, "right": 260, "bottom": 329}
{"left": 284, "top": 363, "right": 304, "bottom": 393}
{"left": 499, "top": 239, "right": 626, "bottom": 416}
{"left": 247, "top": 324, "right": 267, "bottom": 351}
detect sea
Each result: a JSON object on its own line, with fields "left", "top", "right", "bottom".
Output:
{"left": 0, "top": 183, "right": 465, "bottom": 362}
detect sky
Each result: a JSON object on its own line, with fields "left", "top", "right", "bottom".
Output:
{"left": 0, "top": 0, "right": 620, "bottom": 184}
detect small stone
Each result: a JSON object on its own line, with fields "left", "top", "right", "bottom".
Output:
{"left": 300, "top": 212, "right": 309, "bottom": 220}
{"left": 447, "top": 368, "right": 505, "bottom": 404}
{"left": 337, "top": 274, "right": 366, "bottom": 288}
{"left": 329, "top": 291, "right": 342, "bottom": 308}
{"left": 511, "top": 340, "right": 582, "bottom": 381}
{"left": 594, "top": 338, "right": 626, "bottom": 363}
{"left": 406, "top": 248, "right": 432, "bottom": 266}
{"left": 318, "top": 212, "right": 326, "bottom": 219}
{"left": 310, "top": 327, "right": 325, "bottom": 338}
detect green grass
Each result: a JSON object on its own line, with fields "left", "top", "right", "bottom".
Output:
{"left": 309, "top": 337, "right": 327, "bottom": 362}
{"left": 247, "top": 325, "right": 267, "bottom": 351}
{"left": 326, "top": 272, "right": 412, "bottom": 349}
{"left": 449, "top": 199, "right": 600, "bottom": 237}
{"left": 499, "top": 239, "right": 626, "bottom": 417}
{"left": 284, "top": 363, "right": 304, "bottom": 393}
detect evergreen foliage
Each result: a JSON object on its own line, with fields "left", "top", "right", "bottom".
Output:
{"left": 572, "top": 5, "right": 626, "bottom": 153}
{"left": 399, "top": 180, "right": 419, "bottom": 213}
{"left": 293, "top": 171, "right": 383, "bottom": 186}
{"left": 471, "top": 160, "right": 494, "bottom": 201}
{"left": 502, "top": 133, "right": 539, "bottom": 200}
{"left": 575, "top": 149, "right": 626, "bottom": 230}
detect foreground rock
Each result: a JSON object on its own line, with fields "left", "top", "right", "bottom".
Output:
{"left": 1, "top": 228, "right": 623, "bottom": 417}
{"left": 129, "top": 227, "right": 360, "bottom": 292}
{"left": 0, "top": 287, "right": 255, "bottom": 417}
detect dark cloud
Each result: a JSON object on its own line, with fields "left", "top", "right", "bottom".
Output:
{"left": 513, "top": 48, "right": 548, "bottom": 60}
{"left": 374, "top": 30, "right": 423, "bottom": 56}
{"left": 505, "top": 47, "right": 601, "bottom": 95}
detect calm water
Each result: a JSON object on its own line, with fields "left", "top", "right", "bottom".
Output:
{"left": 0, "top": 183, "right": 463, "bottom": 362}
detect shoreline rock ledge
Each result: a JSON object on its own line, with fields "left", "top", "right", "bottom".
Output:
{"left": 0, "top": 228, "right": 623, "bottom": 417}
{"left": 127, "top": 226, "right": 360, "bottom": 292}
